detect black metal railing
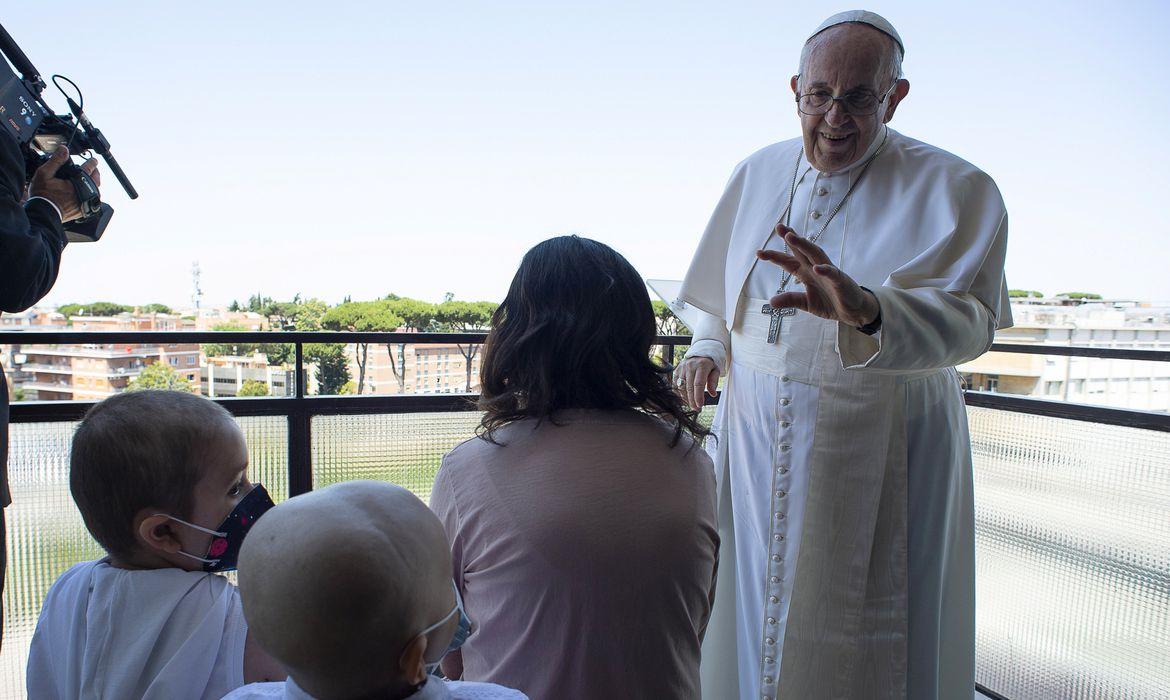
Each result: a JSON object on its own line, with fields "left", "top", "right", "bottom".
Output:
{"left": 4, "top": 330, "right": 1169, "bottom": 700}
{"left": 5, "top": 331, "right": 1169, "bottom": 496}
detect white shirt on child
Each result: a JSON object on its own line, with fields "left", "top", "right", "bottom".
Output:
{"left": 223, "top": 676, "right": 528, "bottom": 700}
{"left": 27, "top": 559, "right": 248, "bottom": 700}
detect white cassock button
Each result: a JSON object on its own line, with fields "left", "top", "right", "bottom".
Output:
{"left": 780, "top": 421, "right": 791, "bottom": 428}
{"left": 766, "top": 637, "right": 776, "bottom": 645}
{"left": 770, "top": 596, "right": 779, "bottom": 604}
{"left": 810, "top": 210, "right": 822, "bottom": 220}
{"left": 777, "top": 490, "right": 787, "bottom": 498}
{"left": 771, "top": 554, "right": 781, "bottom": 562}
{"left": 765, "top": 656, "right": 775, "bottom": 664}
{"left": 765, "top": 676, "right": 774, "bottom": 685}
{"left": 777, "top": 466, "right": 789, "bottom": 475}
{"left": 768, "top": 617, "right": 777, "bottom": 625}
{"left": 775, "top": 511, "right": 785, "bottom": 520}
{"left": 780, "top": 398, "right": 790, "bottom": 406}
{"left": 774, "top": 533, "right": 785, "bottom": 542}
{"left": 781, "top": 375, "right": 790, "bottom": 382}
{"left": 817, "top": 187, "right": 828, "bottom": 196}
{"left": 780, "top": 444, "right": 791, "bottom": 452}
{"left": 770, "top": 576, "right": 780, "bottom": 584}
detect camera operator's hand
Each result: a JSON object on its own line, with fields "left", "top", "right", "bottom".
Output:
{"left": 28, "top": 146, "right": 101, "bottom": 222}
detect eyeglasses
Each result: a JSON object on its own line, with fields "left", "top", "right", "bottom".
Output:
{"left": 795, "top": 81, "right": 898, "bottom": 116}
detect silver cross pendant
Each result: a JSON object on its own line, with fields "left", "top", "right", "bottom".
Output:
{"left": 761, "top": 303, "right": 797, "bottom": 344}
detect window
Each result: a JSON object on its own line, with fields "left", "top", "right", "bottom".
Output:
{"left": 1045, "top": 381, "right": 1062, "bottom": 395}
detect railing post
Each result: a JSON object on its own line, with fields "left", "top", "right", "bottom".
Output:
{"left": 288, "top": 342, "right": 313, "bottom": 496}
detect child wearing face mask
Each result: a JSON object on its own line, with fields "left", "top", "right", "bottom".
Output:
{"left": 222, "top": 480, "right": 526, "bottom": 700}
{"left": 26, "top": 390, "right": 284, "bottom": 699}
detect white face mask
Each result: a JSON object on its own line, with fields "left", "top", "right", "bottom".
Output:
{"left": 421, "top": 581, "right": 461, "bottom": 673}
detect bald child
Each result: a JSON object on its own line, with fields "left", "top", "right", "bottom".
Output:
{"left": 223, "top": 481, "right": 526, "bottom": 700}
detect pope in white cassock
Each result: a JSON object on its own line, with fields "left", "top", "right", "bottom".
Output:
{"left": 673, "top": 11, "right": 1011, "bottom": 700}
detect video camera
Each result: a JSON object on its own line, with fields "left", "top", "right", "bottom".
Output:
{"left": 0, "top": 21, "right": 136, "bottom": 242}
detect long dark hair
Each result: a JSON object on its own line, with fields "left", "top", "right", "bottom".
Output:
{"left": 477, "top": 235, "right": 709, "bottom": 446}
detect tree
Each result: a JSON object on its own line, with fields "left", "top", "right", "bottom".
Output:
{"left": 246, "top": 294, "right": 274, "bottom": 313}
{"left": 143, "top": 303, "right": 173, "bottom": 314}
{"left": 201, "top": 323, "right": 261, "bottom": 359}
{"left": 126, "top": 362, "right": 193, "bottom": 392}
{"left": 294, "top": 298, "right": 329, "bottom": 331}
{"left": 321, "top": 301, "right": 403, "bottom": 394}
{"left": 264, "top": 297, "right": 302, "bottom": 330}
{"left": 84, "top": 301, "right": 132, "bottom": 317}
{"left": 237, "top": 379, "right": 269, "bottom": 397}
{"left": 434, "top": 300, "right": 497, "bottom": 392}
{"left": 1057, "top": 292, "right": 1103, "bottom": 300}
{"left": 383, "top": 297, "right": 437, "bottom": 392}
{"left": 228, "top": 300, "right": 242, "bottom": 312}
{"left": 651, "top": 301, "right": 691, "bottom": 365}
{"left": 57, "top": 302, "right": 131, "bottom": 318}
{"left": 305, "top": 343, "right": 351, "bottom": 395}
{"left": 202, "top": 323, "right": 292, "bottom": 366}
{"left": 1008, "top": 290, "right": 1045, "bottom": 299}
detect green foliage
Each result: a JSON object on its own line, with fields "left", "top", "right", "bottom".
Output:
{"left": 385, "top": 297, "right": 437, "bottom": 331}
{"left": 201, "top": 323, "right": 259, "bottom": 358}
{"left": 304, "top": 343, "right": 351, "bottom": 395}
{"left": 228, "top": 300, "right": 242, "bottom": 312}
{"left": 142, "top": 303, "right": 173, "bottom": 314}
{"left": 245, "top": 294, "right": 273, "bottom": 313}
{"left": 434, "top": 300, "right": 497, "bottom": 391}
{"left": 1058, "top": 292, "right": 1104, "bottom": 300}
{"left": 57, "top": 302, "right": 131, "bottom": 318}
{"left": 201, "top": 323, "right": 292, "bottom": 366}
{"left": 321, "top": 301, "right": 404, "bottom": 394}
{"left": 433, "top": 300, "right": 497, "bottom": 331}
{"left": 126, "top": 362, "right": 193, "bottom": 392}
{"left": 651, "top": 300, "right": 691, "bottom": 335}
{"left": 293, "top": 298, "right": 329, "bottom": 331}
{"left": 12, "top": 386, "right": 26, "bottom": 402}
{"left": 381, "top": 297, "right": 438, "bottom": 390}
{"left": 237, "top": 379, "right": 269, "bottom": 397}
{"left": 321, "top": 300, "right": 404, "bottom": 333}
{"left": 1008, "top": 289, "right": 1045, "bottom": 299}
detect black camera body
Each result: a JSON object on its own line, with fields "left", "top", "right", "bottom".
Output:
{"left": 0, "top": 23, "right": 135, "bottom": 242}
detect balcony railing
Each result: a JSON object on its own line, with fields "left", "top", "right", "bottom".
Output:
{"left": 1, "top": 331, "right": 1168, "bottom": 700}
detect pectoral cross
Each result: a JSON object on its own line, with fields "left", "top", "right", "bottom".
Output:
{"left": 761, "top": 303, "right": 796, "bottom": 344}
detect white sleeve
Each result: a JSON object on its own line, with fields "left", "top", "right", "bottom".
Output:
{"left": 682, "top": 307, "right": 731, "bottom": 374}
{"left": 837, "top": 168, "right": 1010, "bottom": 373}
{"left": 837, "top": 288, "right": 996, "bottom": 372}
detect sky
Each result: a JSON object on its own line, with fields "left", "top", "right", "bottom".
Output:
{"left": 4, "top": 0, "right": 1169, "bottom": 308}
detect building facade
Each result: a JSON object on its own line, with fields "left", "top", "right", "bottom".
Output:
{"left": 959, "top": 300, "right": 1170, "bottom": 411}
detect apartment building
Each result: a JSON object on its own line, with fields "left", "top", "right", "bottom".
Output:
{"left": 959, "top": 300, "right": 1170, "bottom": 411}
{"left": 348, "top": 339, "right": 483, "bottom": 395}
{"left": 200, "top": 352, "right": 312, "bottom": 397}
{"left": 3, "top": 310, "right": 200, "bottom": 401}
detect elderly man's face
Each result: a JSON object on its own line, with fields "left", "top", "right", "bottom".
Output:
{"left": 790, "top": 25, "right": 909, "bottom": 173}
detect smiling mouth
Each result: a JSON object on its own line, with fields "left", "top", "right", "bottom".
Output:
{"left": 819, "top": 132, "right": 853, "bottom": 143}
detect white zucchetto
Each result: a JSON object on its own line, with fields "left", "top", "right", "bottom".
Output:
{"left": 809, "top": 10, "right": 904, "bottom": 56}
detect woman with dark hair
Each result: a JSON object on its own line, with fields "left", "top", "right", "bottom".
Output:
{"left": 430, "top": 236, "right": 719, "bottom": 700}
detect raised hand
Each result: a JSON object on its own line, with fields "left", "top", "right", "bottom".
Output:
{"left": 756, "top": 227, "right": 879, "bottom": 327}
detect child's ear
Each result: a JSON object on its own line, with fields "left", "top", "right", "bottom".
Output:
{"left": 135, "top": 511, "right": 184, "bottom": 555}
{"left": 398, "top": 635, "right": 428, "bottom": 687}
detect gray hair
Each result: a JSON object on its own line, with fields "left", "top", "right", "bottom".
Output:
{"left": 797, "top": 25, "right": 904, "bottom": 91}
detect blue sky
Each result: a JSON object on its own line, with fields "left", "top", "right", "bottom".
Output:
{"left": 4, "top": 1, "right": 1168, "bottom": 307}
